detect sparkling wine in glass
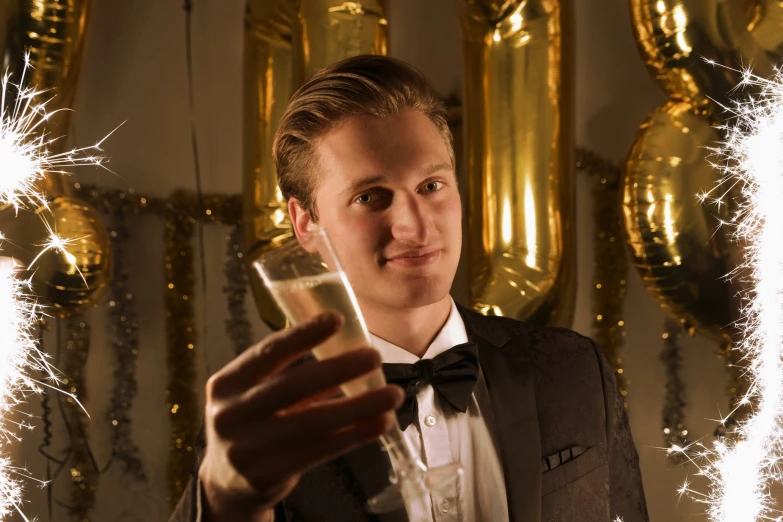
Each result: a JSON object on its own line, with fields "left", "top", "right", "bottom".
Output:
{"left": 253, "top": 225, "right": 462, "bottom": 517}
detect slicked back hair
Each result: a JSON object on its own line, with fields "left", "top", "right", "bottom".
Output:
{"left": 272, "top": 54, "right": 453, "bottom": 219}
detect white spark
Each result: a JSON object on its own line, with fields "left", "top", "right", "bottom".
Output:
{"left": 684, "top": 65, "right": 783, "bottom": 521}
{"left": 0, "top": 258, "right": 49, "bottom": 518}
{"left": 0, "top": 53, "right": 106, "bottom": 518}
{"left": 30, "top": 225, "right": 89, "bottom": 287}
{"left": 0, "top": 52, "right": 114, "bottom": 210}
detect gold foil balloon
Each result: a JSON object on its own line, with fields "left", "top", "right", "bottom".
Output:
{"left": 0, "top": 0, "right": 111, "bottom": 312}
{"left": 457, "top": 0, "right": 576, "bottom": 327}
{"left": 243, "top": 0, "right": 295, "bottom": 328}
{"left": 0, "top": 198, "right": 110, "bottom": 312}
{"left": 291, "top": 0, "right": 387, "bottom": 84}
{"left": 747, "top": 0, "right": 783, "bottom": 58}
{"left": 243, "top": 0, "right": 387, "bottom": 328}
{"left": 1, "top": 0, "right": 91, "bottom": 196}
{"left": 625, "top": 0, "right": 783, "bottom": 340}
{"left": 622, "top": 102, "right": 733, "bottom": 342}
{"left": 629, "top": 0, "right": 782, "bottom": 114}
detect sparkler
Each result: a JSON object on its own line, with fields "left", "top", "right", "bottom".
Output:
{"left": 675, "top": 64, "right": 783, "bottom": 521}
{"left": 0, "top": 53, "right": 108, "bottom": 518}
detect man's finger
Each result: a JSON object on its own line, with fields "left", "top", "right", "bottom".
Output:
{"left": 217, "top": 348, "right": 381, "bottom": 426}
{"left": 210, "top": 312, "right": 343, "bottom": 396}
{"left": 243, "top": 413, "right": 395, "bottom": 485}
{"left": 232, "top": 385, "right": 403, "bottom": 449}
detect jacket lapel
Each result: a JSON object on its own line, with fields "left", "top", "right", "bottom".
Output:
{"left": 459, "top": 305, "right": 542, "bottom": 522}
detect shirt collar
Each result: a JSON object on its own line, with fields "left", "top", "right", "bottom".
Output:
{"left": 370, "top": 297, "right": 469, "bottom": 364}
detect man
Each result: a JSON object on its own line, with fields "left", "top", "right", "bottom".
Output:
{"left": 170, "top": 55, "right": 648, "bottom": 522}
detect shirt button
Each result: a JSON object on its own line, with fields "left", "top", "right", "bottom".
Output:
{"left": 424, "top": 415, "right": 437, "bottom": 427}
{"left": 440, "top": 499, "right": 452, "bottom": 513}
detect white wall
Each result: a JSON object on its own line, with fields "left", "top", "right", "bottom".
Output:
{"left": 10, "top": 1, "right": 740, "bottom": 520}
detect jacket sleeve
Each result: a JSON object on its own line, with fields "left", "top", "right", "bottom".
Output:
{"left": 168, "top": 424, "right": 206, "bottom": 522}
{"left": 167, "top": 425, "right": 286, "bottom": 522}
{"left": 167, "top": 473, "right": 200, "bottom": 522}
{"left": 593, "top": 340, "right": 650, "bottom": 522}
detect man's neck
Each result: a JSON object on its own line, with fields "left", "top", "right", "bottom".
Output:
{"left": 362, "top": 296, "right": 452, "bottom": 358}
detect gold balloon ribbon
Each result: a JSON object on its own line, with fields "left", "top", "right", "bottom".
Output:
{"left": 457, "top": 0, "right": 575, "bottom": 326}
{"left": 0, "top": 0, "right": 112, "bottom": 314}
{"left": 243, "top": 0, "right": 388, "bottom": 328}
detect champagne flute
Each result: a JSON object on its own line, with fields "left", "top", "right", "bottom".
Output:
{"left": 253, "top": 225, "right": 462, "bottom": 516}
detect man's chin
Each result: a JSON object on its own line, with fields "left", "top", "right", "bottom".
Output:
{"left": 368, "top": 283, "right": 451, "bottom": 311}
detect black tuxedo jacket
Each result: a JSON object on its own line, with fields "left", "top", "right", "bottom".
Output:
{"left": 170, "top": 305, "right": 649, "bottom": 522}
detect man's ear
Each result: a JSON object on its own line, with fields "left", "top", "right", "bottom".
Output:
{"left": 288, "top": 198, "right": 313, "bottom": 240}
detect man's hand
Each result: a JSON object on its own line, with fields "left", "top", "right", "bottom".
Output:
{"left": 199, "top": 312, "right": 404, "bottom": 522}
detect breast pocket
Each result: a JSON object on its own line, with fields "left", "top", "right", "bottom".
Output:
{"left": 541, "top": 445, "right": 602, "bottom": 497}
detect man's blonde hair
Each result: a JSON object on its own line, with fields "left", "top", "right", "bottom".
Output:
{"left": 272, "top": 55, "right": 453, "bottom": 218}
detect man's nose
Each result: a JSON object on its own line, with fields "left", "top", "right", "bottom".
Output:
{"left": 389, "top": 194, "right": 432, "bottom": 244}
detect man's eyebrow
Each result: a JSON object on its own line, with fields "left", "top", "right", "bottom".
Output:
{"left": 421, "top": 162, "right": 453, "bottom": 176}
{"left": 340, "top": 164, "right": 454, "bottom": 196}
{"left": 341, "top": 175, "right": 387, "bottom": 196}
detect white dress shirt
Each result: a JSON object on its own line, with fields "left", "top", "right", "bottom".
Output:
{"left": 371, "top": 298, "right": 509, "bottom": 522}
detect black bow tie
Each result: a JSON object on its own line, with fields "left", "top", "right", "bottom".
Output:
{"left": 382, "top": 342, "right": 479, "bottom": 431}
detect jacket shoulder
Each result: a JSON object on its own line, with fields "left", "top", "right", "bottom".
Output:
{"left": 458, "top": 303, "right": 599, "bottom": 358}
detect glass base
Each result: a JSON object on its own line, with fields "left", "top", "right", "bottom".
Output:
{"left": 365, "top": 462, "right": 463, "bottom": 515}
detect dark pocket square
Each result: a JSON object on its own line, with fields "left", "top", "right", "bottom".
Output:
{"left": 542, "top": 445, "right": 589, "bottom": 472}
{"left": 541, "top": 445, "right": 602, "bottom": 497}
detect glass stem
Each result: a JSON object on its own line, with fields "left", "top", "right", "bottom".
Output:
{"left": 379, "top": 418, "right": 427, "bottom": 479}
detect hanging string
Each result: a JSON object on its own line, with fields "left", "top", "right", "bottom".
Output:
{"left": 182, "top": 0, "right": 211, "bottom": 376}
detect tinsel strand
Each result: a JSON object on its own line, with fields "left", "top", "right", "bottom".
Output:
{"left": 575, "top": 148, "right": 630, "bottom": 407}
{"left": 224, "top": 225, "right": 253, "bottom": 356}
{"left": 164, "top": 193, "right": 200, "bottom": 508}
{"left": 73, "top": 183, "right": 242, "bottom": 225}
{"left": 106, "top": 211, "right": 146, "bottom": 480}
{"left": 661, "top": 317, "right": 689, "bottom": 463}
{"left": 62, "top": 313, "right": 97, "bottom": 522}
{"left": 73, "top": 184, "right": 244, "bottom": 506}
{"left": 715, "top": 337, "right": 752, "bottom": 439}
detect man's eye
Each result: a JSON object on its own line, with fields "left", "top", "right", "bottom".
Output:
{"left": 423, "top": 181, "right": 443, "bottom": 192}
{"left": 355, "top": 193, "right": 374, "bottom": 204}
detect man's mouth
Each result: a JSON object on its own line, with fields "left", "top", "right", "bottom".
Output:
{"left": 384, "top": 248, "right": 442, "bottom": 267}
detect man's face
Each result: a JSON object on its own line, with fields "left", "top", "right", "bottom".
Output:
{"left": 308, "top": 108, "right": 461, "bottom": 312}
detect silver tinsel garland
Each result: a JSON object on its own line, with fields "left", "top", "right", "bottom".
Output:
{"left": 106, "top": 211, "right": 146, "bottom": 480}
